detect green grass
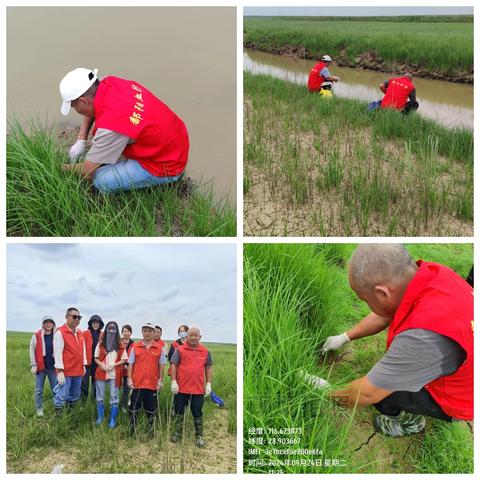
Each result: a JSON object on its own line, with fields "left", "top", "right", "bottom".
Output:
{"left": 7, "top": 122, "right": 236, "bottom": 237}
{"left": 244, "top": 17, "right": 473, "bottom": 77}
{"left": 7, "top": 332, "right": 236, "bottom": 473}
{"left": 243, "top": 243, "right": 473, "bottom": 474}
{"left": 244, "top": 73, "right": 473, "bottom": 236}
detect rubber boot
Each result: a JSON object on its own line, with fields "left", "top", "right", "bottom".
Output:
{"left": 54, "top": 406, "right": 63, "bottom": 417}
{"left": 108, "top": 405, "right": 119, "bottom": 429}
{"left": 170, "top": 414, "right": 184, "bottom": 443}
{"left": 95, "top": 401, "right": 105, "bottom": 425}
{"left": 374, "top": 410, "right": 426, "bottom": 437}
{"left": 194, "top": 416, "right": 205, "bottom": 448}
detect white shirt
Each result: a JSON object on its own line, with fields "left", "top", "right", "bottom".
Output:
{"left": 53, "top": 326, "right": 87, "bottom": 371}
{"left": 95, "top": 344, "right": 128, "bottom": 380}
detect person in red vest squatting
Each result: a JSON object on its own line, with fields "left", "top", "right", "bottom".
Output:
{"left": 167, "top": 324, "right": 189, "bottom": 377}
{"left": 81, "top": 314, "right": 104, "bottom": 400}
{"left": 120, "top": 324, "right": 135, "bottom": 413}
{"left": 53, "top": 307, "right": 87, "bottom": 413}
{"left": 379, "top": 73, "right": 419, "bottom": 114}
{"left": 170, "top": 326, "right": 213, "bottom": 448}
{"left": 315, "top": 244, "right": 473, "bottom": 437}
{"left": 307, "top": 55, "right": 340, "bottom": 94}
{"left": 59, "top": 68, "right": 189, "bottom": 193}
{"left": 127, "top": 322, "right": 166, "bottom": 435}
{"left": 94, "top": 321, "right": 128, "bottom": 428}
{"left": 29, "top": 315, "right": 57, "bottom": 417}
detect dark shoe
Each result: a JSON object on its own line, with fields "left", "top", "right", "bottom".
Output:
{"left": 193, "top": 416, "right": 205, "bottom": 448}
{"left": 170, "top": 414, "right": 184, "bottom": 443}
{"left": 374, "top": 411, "right": 426, "bottom": 437}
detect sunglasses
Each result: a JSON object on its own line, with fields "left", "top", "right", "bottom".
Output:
{"left": 69, "top": 314, "right": 82, "bottom": 320}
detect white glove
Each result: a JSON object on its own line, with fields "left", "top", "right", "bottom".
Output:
{"left": 68, "top": 139, "right": 87, "bottom": 162}
{"left": 157, "top": 378, "right": 163, "bottom": 390}
{"left": 171, "top": 380, "right": 179, "bottom": 394}
{"left": 321, "top": 332, "right": 351, "bottom": 354}
{"left": 57, "top": 371, "right": 66, "bottom": 385}
{"left": 205, "top": 383, "right": 212, "bottom": 396}
{"left": 302, "top": 371, "right": 330, "bottom": 389}
{"left": 31, "top": 366, "right": 37, "bottom": 375}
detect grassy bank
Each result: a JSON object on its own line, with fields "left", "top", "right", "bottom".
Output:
{"left": 244, "top": 17, "right": 473, "bottom": 81}
{"left": 7, "top": 122, "right": 236, "bottom": 237}
{"left": 7, "top": 332, "right": 236, "bottom": 473}
{"left": 244, "top": 73, "right": 473, "bottom": 236}
{"left": 243, "top": 243, "right": 473, "bottom": 474}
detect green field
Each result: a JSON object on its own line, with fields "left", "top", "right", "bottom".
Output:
{"left": 244, "top": 73, "right": 473, "bottom": 236}
{"left": 7, "top": 122, "right": 236, "bottom": 237}
{"left": 7, "top": 332, "right": 236, "bottom": 473}
{"left": 244, "top": 16, "right": 473, "bottom": 79}
{"left": 243, "top": 243, "right": 473, "bottom": 474}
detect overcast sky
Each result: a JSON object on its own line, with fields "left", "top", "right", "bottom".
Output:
{"left": 7, "top": 244, "right": 236, "bottom": 344}
{"left": 244, "top": 7, "right": 472, "bottom": 16}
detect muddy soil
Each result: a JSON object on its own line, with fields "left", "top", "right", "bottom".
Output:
{"left": 244, "top": 44, "right": 473, "bottom": 84}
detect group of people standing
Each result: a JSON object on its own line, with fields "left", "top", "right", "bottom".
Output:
{"left": 307, "top": 54, "right": 419, "bottom": 114}
{"left": 29, "top": 308, "right": 213, "bottom": 447}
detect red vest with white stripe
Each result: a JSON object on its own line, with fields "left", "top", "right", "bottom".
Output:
{"left": 57, "top": 324, "right": 85, "bottom": 377}
{"left": 93, "top": 76, "right": 189, "bottom": 177}
{"left": 94, "top": 344, "right": 125, "bottom": 387}
{"left": 176, "top": 343, "right": 210, "bottom": 395}
{"left": 386, "top": 261, "right": 473, "bottom": 420}
{"left": 381, "top": 76, "right": 415, "bottom": 110}
{"left": 307, "top": 62, "right": 328, "bottom": 92}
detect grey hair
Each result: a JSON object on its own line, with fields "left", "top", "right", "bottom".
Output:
{"left": 349, "top": 244, "right": 416, "bottom": 294}
{"left": 404, "top": 72, "right": 413, "bottom": 79}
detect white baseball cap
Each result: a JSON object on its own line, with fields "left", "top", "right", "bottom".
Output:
{"left": 141, "top": 322, "right": 156, "bottom": 331}
{"left": 59, "top": 67, "right": 98, "bottom": 116}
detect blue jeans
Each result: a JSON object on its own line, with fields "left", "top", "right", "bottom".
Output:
{"left": 34, "top": 368, "right": 57, "bottom": 409}
{"left": 95, "top": 379, "right": 120, "bottom": 405}
{"left": 92, "top": 159, "right": 183, "bottom": 193}
{"left": 53, "top": 376, "right": 82, "bottom": 408}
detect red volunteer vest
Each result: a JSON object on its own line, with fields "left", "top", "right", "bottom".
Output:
{"left": 131, "top": 341, "right": 161, "bottom": 390}
{"left": 83, "top": 329, "right": 93, "bottom": 366}
{"left": 176, "top": 343, "right": 210, "bottom": 395}
{"left": 94, "top": 344, "right": 126, "bottom": 387}
{"left": 307, "top": 62, "right": 328, "bottom": 92}
{"left": 34, "top": 330, "right": 46, "bottom": 372}
{"left": 387, "top": 261, "right": 473, "bottom": 420}
{"left": 93, "top": 76, "right": 189, "bottom": 177}
{"left": 57, "top": 324, "right": 85, "bottom": 377}
{"left": 167, "top": 339, "right": 181, "bottom": 377}
{"left": 381, "top": 76, "right": 415, "bottom": 110}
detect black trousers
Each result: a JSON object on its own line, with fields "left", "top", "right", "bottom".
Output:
{"left": 374, "top": 388, "right": 452, "bottom": 422}
{"left": 129, "top": 388, "right": 157, "bottom": 430}
{"left": 81, "top": 365, "right": 96, "bottom": 399}
{"left": 173, "top": 393, "right": 204, "bottom": 418}
{"left": 401, "top": 100, "right": 419, "bottom": 115}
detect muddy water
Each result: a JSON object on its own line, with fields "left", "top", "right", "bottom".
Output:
{"left": 7, "top": 8, "right": 236, "bottom": 203}
{"left": 244, "top": 49, "right": 473, "bottom": 130}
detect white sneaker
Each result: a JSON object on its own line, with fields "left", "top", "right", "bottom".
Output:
{"left": 36, "top": 408, "right": 44, "bottom": 417}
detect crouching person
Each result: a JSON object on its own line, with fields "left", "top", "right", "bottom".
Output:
{"left": 128, "top": 322, "right": 165, "bottom": 436}
{"left": 170, "top": 326, "right": 213, "bottom": 448}
{"left": 94, "top": 321, "right": 127, "bottom": 428}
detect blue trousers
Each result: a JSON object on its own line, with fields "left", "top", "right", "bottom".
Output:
{"left": 53, "top": 376, "right": 82, "bottom": 408}
{"left": 92, "top": 159, "right": 183, "bottom": 193}
{"left": 95, "top": 379, "right": 120, "bottom": 406}
{"left": 34, "top": 368, "right": 57, "bottom": 409}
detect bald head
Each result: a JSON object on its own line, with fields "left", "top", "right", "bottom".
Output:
{"left": 186, "top": 326, "right": 202, "bottom": 347}
{"left": 349, "top": 244, "right": 417, "bottom": 295}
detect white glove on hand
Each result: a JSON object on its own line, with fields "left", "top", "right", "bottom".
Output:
{"left": 68, "top": 139, "right": 87, "bottom": 162}
{"left": 31, "top": 366, "right": 37, "bottom": 375}
{"left": 321, "top": 332, "right": 351, "bottom": 354}
{"left": 157, "top": 378, "right": 163, "bottom": 390}
{"left": 171, "top": 380, "right": 179, "bottom": 395}
{"left": 205, "top": 382, "right": 212, "bottom": 396}
{"left": 300, "top": 370, "right": 330, "bottom": 389}
{"left": 57, "top": 371, "right": 66, "bottom": 385}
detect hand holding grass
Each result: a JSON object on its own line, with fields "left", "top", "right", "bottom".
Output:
{"left": 68, "top": 139, "right": 87, "bottom": 162}
{"left": 321, "top": 332, "right": 351, "bottom": 354}
{"left": 30, "top": 366, "right": 37, "bottom": 376}
{"left": 205, "top": 382, "right": 212, "bottom": 395}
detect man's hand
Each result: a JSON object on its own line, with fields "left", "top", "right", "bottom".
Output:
{"left": 68, "top": 140, "right": 87, "bottom": 162}
{"left": 171, "top": 380, "right": 179, "bottom": 395}
{"left": 205, "top": 382, "right": 212, "bottom": 396}
{"left": 57, "top": 371, "right": 66, "bottom": 385}
{"left": 332, "top": 75, "right": 340, "bottom": 82}
{"left": 127, "top": 378, "right": 134, "bottom": 389}
{"left": 157, "top": 378, "right": 164, "bottom": 390}
{"left": 321, "top": 332, "right": 351, "bottom": 354}
{"left": 31, "top": 366, "right": 37, "bottom": 376}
